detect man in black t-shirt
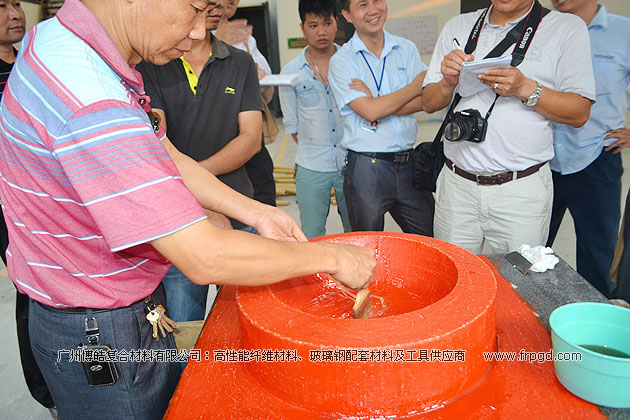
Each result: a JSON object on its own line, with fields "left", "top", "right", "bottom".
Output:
{"left": 137, "top": 0, "right": 264, "bottom": 322}
{"left": 0, "top": 1, "right": 57, "bottom": 417}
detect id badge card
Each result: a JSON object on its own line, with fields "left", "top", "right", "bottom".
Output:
{"left": 360, "top": 119, "right": 379, "bottom": 133}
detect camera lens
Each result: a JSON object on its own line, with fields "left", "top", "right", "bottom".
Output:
{"left": 444, "top": 121, "right": 463, "bottom": 141}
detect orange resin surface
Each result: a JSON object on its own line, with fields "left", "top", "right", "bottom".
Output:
{"left": 164, "top": 233, "right": 605, "bottom": 420}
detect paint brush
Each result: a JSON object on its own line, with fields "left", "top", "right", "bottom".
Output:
{"left": 352, "top": 289, "right": 374, "bottom": 319}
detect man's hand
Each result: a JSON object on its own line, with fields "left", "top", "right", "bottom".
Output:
{"left": 423, "top": 52, "right": 472, "bottom": 113}
{"left": 604, "top": 128, "right": 630, "bottom": 154}
{"left": 252, "top": 205, "right": 308, "bottom": 242}
{"left": 215, "top": 18, "right": 252, "bottom": 45}
{"left": 441, "top": 49, "right": 474, "bottom": 86}
{"left": 478, "top": 67, "right": 537, "bottom": 101}
{"left": 204, "top": 209, "right": 233, "bottom": 230}
{"left": 329, "top": 243, "right": 376, "bottom": 290}
{"left": 349, "top": 78, "right": 372, "bottom": 98}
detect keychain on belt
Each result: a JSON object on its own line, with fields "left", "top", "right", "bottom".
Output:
{"left": 78, "top": 310, "right": 118, "bottom": 386}
{"left": 145, "top": 297, "right": 178, "bottom": 341}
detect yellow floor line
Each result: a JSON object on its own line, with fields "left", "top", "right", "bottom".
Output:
{"left": 274, "top": 134, "right": 290, "bottom": 167}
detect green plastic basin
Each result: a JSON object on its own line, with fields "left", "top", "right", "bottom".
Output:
{"left": 550, "top": 302, "right": 630, "bottom": 408}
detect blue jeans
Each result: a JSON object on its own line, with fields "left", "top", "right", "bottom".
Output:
{"left": 295, "top": 166, "right": 351, "bottom": 239}
{"left": 547, "top": 150, "right": 622, "bottom": 297}
{"left": 162, "top": 225, "right": 257, "bottom": 322}
{"left": 161, "top": 265, "right": 209, "bottom": 322}
{"left": 28, "top": 285, "right": 180, "bottom": 420}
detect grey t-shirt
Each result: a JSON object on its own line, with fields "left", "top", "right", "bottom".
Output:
{"left": 138, "top": 36, "right": 264, "bottom": 204}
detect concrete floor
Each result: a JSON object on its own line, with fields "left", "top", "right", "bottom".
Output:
{"left": 1, "top": 117, "right": 629, "bottom": 419}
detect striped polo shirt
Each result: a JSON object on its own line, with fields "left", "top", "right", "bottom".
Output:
{"left": 0, "top": 0, "right": 206, "bottom": 308}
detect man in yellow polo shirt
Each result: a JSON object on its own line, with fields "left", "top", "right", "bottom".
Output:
{"left": 137, "top": 0, "right": 264, "bottom": 322}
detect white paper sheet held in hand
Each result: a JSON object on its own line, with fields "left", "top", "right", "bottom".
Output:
{"left": 259, "top": 74, "right": 300, "bottom": 87}
{"left": 457, "top": 56, "right": 512, "bottom": 97}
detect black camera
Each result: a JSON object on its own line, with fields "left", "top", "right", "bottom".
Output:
{"left": 443, "top": 109, "right": 488, "bottom": 143}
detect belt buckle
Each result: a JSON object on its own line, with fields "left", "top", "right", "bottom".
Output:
{"left": 393, "top": 152, "right": 409, "bottom": 164}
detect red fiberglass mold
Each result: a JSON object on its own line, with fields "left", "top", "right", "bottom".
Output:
{"left": 236, "top": 232, "right": 496, "bottom": 417}
{"left": 165, "top": 232, "right": 606, "bottom": 419}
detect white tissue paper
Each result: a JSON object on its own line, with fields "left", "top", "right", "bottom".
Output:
{"left": 518, "top": 245, "right": 559, "bottom": 273}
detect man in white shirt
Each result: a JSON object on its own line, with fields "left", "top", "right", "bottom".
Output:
{"left": 422, "top": 0, "right": 595, "bottom": 254}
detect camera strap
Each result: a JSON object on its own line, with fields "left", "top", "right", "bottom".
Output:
{"left": 430, "top": 1, "right": 550, "bottom": 147}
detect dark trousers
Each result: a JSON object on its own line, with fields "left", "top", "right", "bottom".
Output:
{"left": 343, "top": 150, "right": 434, "bottom": 235}
{"left": 1, "top": 207, "right": 55, "bottom": 409}
{"left": 29, "top": 285, "right": 180, "bottom": 420}
{"left": 547, "top": 150, "right": 623, "bottom": 297}
{"left": 615, "top": 191, "right": 630, "bottom": 302}
{"left": 245, "top": 140, "right": 276, "bottom": 207}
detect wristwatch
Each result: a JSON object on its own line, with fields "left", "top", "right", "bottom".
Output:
{"left": 523, "top": 81, "right": 543, "bottom": 107}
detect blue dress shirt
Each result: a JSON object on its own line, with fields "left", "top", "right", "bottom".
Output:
{"left": 552, "top": 5, "right": 630, "bottom": 175}
{"left": 329, "top": 31, "right": 427, "bottom": 153}
{"left": 279, "top": 47, "right": 345, "bottom": 172}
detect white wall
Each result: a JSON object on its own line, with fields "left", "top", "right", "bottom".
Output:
{"left": 22, "top": 1, "right": 41, "bottom": 32}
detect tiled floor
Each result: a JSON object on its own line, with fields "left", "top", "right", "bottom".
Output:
{"left": 1, "top": 117, "right": 628, "bottom": 419}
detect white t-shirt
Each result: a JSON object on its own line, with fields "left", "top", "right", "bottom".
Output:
{"left": 424, "top": 6, "right": 596, "bottom": 172}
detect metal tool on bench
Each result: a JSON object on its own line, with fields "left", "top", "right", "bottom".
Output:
{"left": 505, "top": 251, "right": 532, "bottom": 275}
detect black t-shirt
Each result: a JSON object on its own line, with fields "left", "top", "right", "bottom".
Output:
{"left": 0, "top": 50, "right": 16, "bottom": 96}
{"left": 137, "top": 37, "right": 264, "bottom": 202}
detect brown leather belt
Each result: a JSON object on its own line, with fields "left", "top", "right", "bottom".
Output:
{"left": 445, "top": 158, "right": 546, "bottom": 186}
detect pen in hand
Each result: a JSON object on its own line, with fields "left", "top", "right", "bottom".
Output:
{"left": 452, "top": 37, "right": 462, "bottom": 51}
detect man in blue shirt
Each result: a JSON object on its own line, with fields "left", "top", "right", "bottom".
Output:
{"left": 279, "top": 0, "right": 351, "bottom": 239}
{"left": 328, "top": 0, "right": 433, "bottom": 235}
{"left": 548, "top": 0, "right": 630, "bottom": 297}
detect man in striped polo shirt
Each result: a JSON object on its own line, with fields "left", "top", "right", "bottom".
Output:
{"left": 0, "top": 0, "right": 376, "bottom": 418}
{"left": 0, "top": 1, "right": 57, "bottom": 417}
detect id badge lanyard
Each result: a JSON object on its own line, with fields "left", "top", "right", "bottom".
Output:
{"left": 359, "top": 51, "right": 387, "bottom": 97}
{"left": 359, "top": 51, "right": 387, "bottom": 131}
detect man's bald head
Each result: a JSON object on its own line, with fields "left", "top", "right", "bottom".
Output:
{"left": 83, "top": 0, "right": 209, "bottom": 65}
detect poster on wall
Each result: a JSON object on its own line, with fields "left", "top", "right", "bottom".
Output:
{"left": 385, "top": 16, "right": 438, "bottom": 55}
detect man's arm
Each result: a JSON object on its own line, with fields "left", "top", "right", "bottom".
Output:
{"left": 394, "top": 96, "right": 424, "bottom": 116}
{"left": 477, "top": 15, "right": 594, "bottom": 127}
{"left": 347, "top": 71, "right": 424, "bottom": 122}
{"left": 422, "top": 49, "right": 473, "bottom": 113}
{"left": 478, "top": 68, "right": 591, "bottom": 127}
{"left": 278, "top": 77, "right": 298, "bottom": 141}
{"left": 151, "top": 107, "right": 235, "bottom": 229}
{"left": 162, "top": 134, "right": 276, "bottom": 231}
{"left": 349, "top": 74, "right": 426, "bottom": 116}
{"left": 198, "top": 110, "right": 262, "bottom": 175}
{"left": 153, "top": 134, "right": 377, "bottom": 289}
{"left": 150, "top": 216, "right": 375, "bottom": 289}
